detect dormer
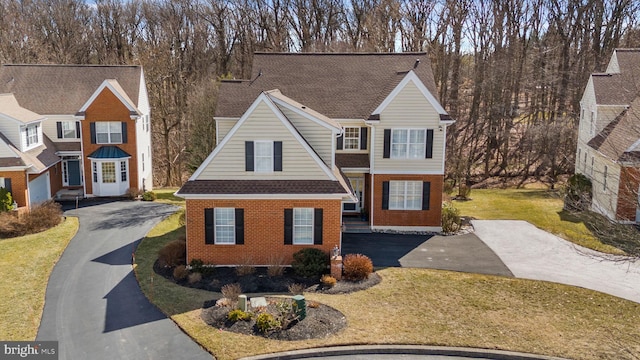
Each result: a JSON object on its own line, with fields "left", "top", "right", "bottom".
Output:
{"left": 0, "top": 93, "right": 46, "bottom": 152}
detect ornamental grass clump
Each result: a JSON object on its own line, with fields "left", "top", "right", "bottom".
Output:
{"left": 342, "top": 253, "right": 373, "bottom": 281}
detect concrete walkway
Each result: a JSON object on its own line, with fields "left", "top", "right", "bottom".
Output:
{"left": 37, "top": 200, "right": 212, "bottom": 360}
{"left": 473, "top": 220, "right": 640, "bottom": 303}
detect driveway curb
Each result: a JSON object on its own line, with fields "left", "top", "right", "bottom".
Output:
{"left": 239, "top": 345, "right": 569, "bottom": 360}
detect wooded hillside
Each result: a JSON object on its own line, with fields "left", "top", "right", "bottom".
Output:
{"left": 1, "top": 0, "right": 638, "bottom": 187}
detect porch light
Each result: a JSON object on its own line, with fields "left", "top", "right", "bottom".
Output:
{"left": 332, "top": 245, "right": 340, "bottom": 258}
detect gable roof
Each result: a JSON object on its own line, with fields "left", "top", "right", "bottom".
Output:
{"left": 0, "top": 64, "right": 142, "bottom": 114}
{"left": 0, "top": 93, "right": 45, "bottom": 124}
{"left": 588, "top": 99, "right": 640, "bottom": 164}
{"left": 0, "top": 133, "right": 59, "bottom": 172}
{"left": 216, "top": 52, "right": 440, "bottom": 119}
{"left": 77, "top": 79, "right": 141, "bottom": 117}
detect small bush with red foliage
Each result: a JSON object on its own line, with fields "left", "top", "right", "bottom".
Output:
{"left": 0, "top": 201, "right": 62, "bottom": 238}
{"left": 158, "top": 237, "right": 186, "bottom": 267}
{"left": 342, "top": 253, "right": 373, "bottom": 281}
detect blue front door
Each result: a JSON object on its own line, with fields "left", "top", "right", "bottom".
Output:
{"left": 67, "top": 160, "right": 81, "bottom": 186}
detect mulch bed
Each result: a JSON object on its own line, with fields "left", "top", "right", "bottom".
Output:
{"left": 153, "top": 261, "right": 381, "bottom": 340}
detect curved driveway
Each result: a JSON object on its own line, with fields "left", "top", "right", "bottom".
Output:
{"left": 37, "top": 200, "right": 212, "bottom": 360}
{"left": 473, "top": 220, "right": 640, "bottom": 303}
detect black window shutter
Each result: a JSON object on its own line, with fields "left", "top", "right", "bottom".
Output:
{"left": 336, "top": 134, "right": 343, "bottom": 150}
{"left": 204, "top": 208, "right": 214, "bottom": 244}
{"left": 75, "top": 121, "right": 81, "bottom": 138}
{"left": 382, "top": 181, "right": 390, "bottom": 210}
{"left": 90, "top": 123, "right": 96, "bottom": 144}
{"left": 422, "top": 182, "right": 431, "bottom": 210}
{"left": 56, "top": 122, "right": 62, "bottom": 138}
{"left": 360, "top": 127, "right": 368, "bottom": 150}
{"left": 245, "top": 141, "right": 254, "bottom": 171}
{"left": 274, "top": 141, "right": 282, "bottom": 171}
{"left": 121, "top": 122, "right": 128, "bottom": 143}
{"left": 383, "top": 129, "right": 391, "bottom": 158}
{"left": 235, "top": 209, "right": 244, "bottom": 245}
{"left": 425, "top": 129, "right": 434, "bottom": 159}
{"left": 4, "top": 178, "right": 12, "bottom": 194}
{"left": 284, "top": 209, "right": 293, "bottom": 245}
{"left": 313, "top": 208, "right": 323, "bottom": 245}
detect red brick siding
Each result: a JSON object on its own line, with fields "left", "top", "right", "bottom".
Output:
{"left": 185, "top": 199, "right": 342, "bottom": 265}
{"left": 82, "top": 88, "right": 139, "bottom": 195}
{"left": 616, "top": 167, "right": 640, "bottom": 221}
{"left": 0, "top": 170, "right": 27, "bottom": 208}
{"left": 371, "top": 174, "right": 443, "bottom": 227}
{"left": 49, "top": 163, "right": 63, "bottom": 196}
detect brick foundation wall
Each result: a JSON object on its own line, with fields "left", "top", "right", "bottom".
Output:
{"left": 0, "top": 170, "right": 27, "bottom": 208}
{"left": 371, "top": 174, "right": 443, "bottom": 227}
{"left": 185, "top": 199, "right": 342, "bottom": 265}
{"left": 82, "top": 88, "right": 139, "bottom": 195}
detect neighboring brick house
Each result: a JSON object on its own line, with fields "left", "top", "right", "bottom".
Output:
{"left": 177, "top": 53, "right": 453, "bottom": 266}
{"left": 0, "top": 65, "right": 153, "bottom": 209}
{"left": 576, "top": 49, "right": 640, "bottom": 223}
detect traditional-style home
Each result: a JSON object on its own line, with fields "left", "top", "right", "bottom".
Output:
{"left": 0, "top": 65, "right": 153, "bottom": 209}
{"left": 177, "top": 53, "right": 453, "bottom": 265}
{"left": 576, "top": 49, "right": 640, "bottom": 222}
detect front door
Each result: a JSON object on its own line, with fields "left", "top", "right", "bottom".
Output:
{"left": 67, "top": 160, "right": 81, "bottom": 186}
{"left": 343, "top": 177, "right": 364, "bottom": 213}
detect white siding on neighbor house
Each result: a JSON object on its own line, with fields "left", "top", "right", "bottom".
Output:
{"left": 606, "top": 52, "right": 620, "bottom": 73}
{"left": 135, "top": 72, "right": 153, "bottom": 191}
{"left": 216, "top": 119, "right": 238, "bottom": 144}
{"left": 0, "top": 137, "right": 18, "bottom": 158}
{"left": 595, "top": 106, "right": 626, "bottom": 134}
{"left": 277, "top": 106, "right": 333, "bottom": 165}
{"left": 578, "top": 78, "right": 597, "bottom": 145}
{"left": 372, "top": 81, "right": 444, "bottom": 174}
{"left": 0, "top": 114, "right": 22, "bottom": 149}
{"left": 336, "top": 119, "right": 369, "bottom": 155}
{"left": 196, "top": 101, "right": 330, "bottom": 180}
{"left": 20, "top": 123, "right": 43, "bottom": 152}
{"left": 590, "top": 151, "right": 621, "bottom": 220}
{"left": 42, "top": 115, "right": 81, "bottom": 144}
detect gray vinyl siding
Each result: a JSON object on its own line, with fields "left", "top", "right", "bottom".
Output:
{"left": 217, "top": 119, "right": 238, "bottom": 143}
{"left": 0, "top": 114, "right": 21, "bottom": 149}
{"left": 42, "top": 115, "right": 81, "bottom": 144}
{"left": 277, "top": 107, "right": 333, "bottom": 166}
{"left": 196, "top": 101, "right": 330, "bottom": 180}
{"left": 590, "top": 152, "right": 620, "bottom": 220}
{"left": 373, "top": 81, "right": 444, "bottom": 173}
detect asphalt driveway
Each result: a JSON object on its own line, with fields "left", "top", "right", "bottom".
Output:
{"left": 341, "top": 232, "right": 513, "bottom": 277}
{"left": 37, "top": 200, "right": 211, "bottom": 360}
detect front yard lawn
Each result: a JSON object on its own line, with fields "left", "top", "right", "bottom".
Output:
{"left": 135, "top": 211, "right": 640, "bottom": 360}
{"left": 453, "top": 188, "right": 624, "bottom": 254}
{"left": 0, "top": 217, "right": 79, "bottom": 340}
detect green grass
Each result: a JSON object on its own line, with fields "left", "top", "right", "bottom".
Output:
{"left": 0, "top": 217, "right": 79, "bottom": 340}
{"left": 153, "top": 187, "right": 184, "bottom": 207}
{"left": 135, "top": 214, "right": 640, "bottom": 360}
{"left": 452, "top": 188, "right": 623, "bottom": 254}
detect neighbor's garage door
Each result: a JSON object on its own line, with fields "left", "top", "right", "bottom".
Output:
{"left": 29, "top": 172, "right": 50, "bottom": 206}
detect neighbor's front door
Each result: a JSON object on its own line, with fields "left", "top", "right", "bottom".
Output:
{"left": 67, "top": 160, "right": 81, "bottom": 186}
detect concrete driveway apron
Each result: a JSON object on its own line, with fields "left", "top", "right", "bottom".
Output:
{"left": 472, "top": 220, "right": 640, "bottom": 303}
{"left": 37, "top": 200, "right": 212, "bottom": 360}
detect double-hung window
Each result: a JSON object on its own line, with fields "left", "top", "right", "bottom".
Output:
{"left": 102, "top": 162, "right": 116, "bottom": 183}
{"left": 389, "top": 181, "right": 423, "bottom": 210}
{"left": 214, "top": 208, "right": 235, "bottom": 244}
{"left": 254, "top": 141, "right": 273, "bottom": 172}
{"left": 293, "top": 208, "right": 314, "bottom": 245}
{"left": 25, "top": 124, "right": 39, "bottom": 147}
{"left": 391, "top": 129, "right": 426, "bottom": 159}
{"left": 96, "top": 122, "right": 122, "bottom": 144}
{"left": 343, "top": 127, "right": 360, "bottom": 150}
{"left": 120, "top": 161, "right": 127, "bottom": 182}
{"left": 61, "top": 121, "right": 77, "bottom": 139}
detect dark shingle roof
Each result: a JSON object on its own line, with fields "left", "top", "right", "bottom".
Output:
{"left": 216, "top": 52, "right": 439, "bottom": 119}
{"left": 177, "top": 180, "right": 348, "bottom": 195}
{"left": 0, "top": 64, "right": 142, "bottom": 114}
{"left": 335, "top": 154, "right": 370, "bottom": 169}
{"left": 588, "top": 99, "right": 640, "bottom": 163}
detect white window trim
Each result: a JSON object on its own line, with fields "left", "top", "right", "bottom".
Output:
{"left": 61, "top": 121, "right": 77, "bottom": 139}
{"left": 391, "top": 128, "right": 426, "bottom": 159}
{"left": 214, "top": 208, "right": 235, "bottom": 245}
{"left": 96, "top": 122, "right": 123, "bottom": 144}
{"left": 293, "top": 208, "right": 314, "bottom": 245}
{"left": 343, "top": 126, "right": 360, "bottom": 150}
{"left": 389, "top": 181, "right": 423, "bottom": 210}
{"left": 254, "top": 140, "right": 274, "bottom": 173}
{"left": 24, "top": 124, "right": 41, "bottom": 149}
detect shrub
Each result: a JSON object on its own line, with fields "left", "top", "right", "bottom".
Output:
{"left": 291, "top": 248, "right": 329, "bottom": 278}
{"left": 221, "top": 283, "right": 242, "bottom": 304}
{"left": 255, "top": 313, "right": 280, "bottom": 333}
{"left": 564, "top": 173, "right": 592, "bottom": 211}
{"left": 0, "top": 187, "right": 13, "bottom": 212}
{"left": 266, "top": 254, "right": 286, "bottom": 277}
{"left": 142, "top": 191, "right": 156, "bottom": 201}
{"left": 188, "top": 272, "right": 202, "bottom": 284}
{"left": 125, "top": 187, "right": 143, "bottom": 200}
{"left": 189, "top": 258, "right": 215, "bottom": 276}
{"left": 0, "top": 212, "right": 21, "bottom": 238}
{"left": 158, "top": 237, "right": 186, "bottom": 267}
{"left": 227, "top": 309, "right": 252, "bottom": 322}
{"left": 443, "top": 179, "right": 456, "bottom": 195}
{"left": 288, "top": 283, "right": 305, "bottom": 295}
{"left": 320, "top": 274, "right": 337, "bottom": 288}
{"left": 173, "top": 265, "right": 188, "bottom": 280}
{"left": 19, "top": 201, "right": 63, "bottom": 236}
{"left": 342, "top": 253, "right": 373, "bottom": 281}
{"left": 441, "top": 202, "right": 462, "bottom": 234}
